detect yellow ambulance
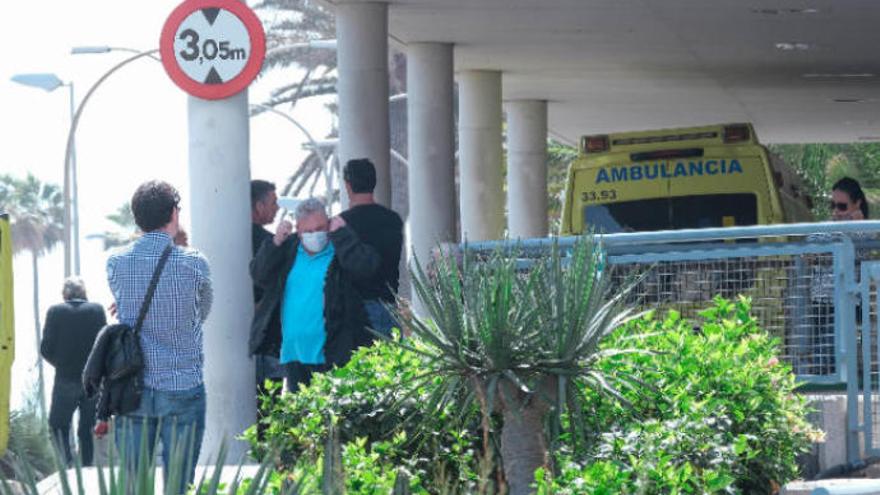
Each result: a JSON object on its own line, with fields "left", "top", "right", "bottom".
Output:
{"left": 0, "top": 213, "right": 13, "bottom": 455}
{"left": 560, "top": 123, "right": 813, "bottom": 235}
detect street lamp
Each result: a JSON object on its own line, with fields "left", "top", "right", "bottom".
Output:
{"left": 72, "top": 45, "right": 162, "bottom": 61}
{"left": 250, "top": 103, "right": 336, "bottom": 209}
{"left": 58, "top": 48, "right": 160, "bottom": 271}
{"left": 10, "top": 73, "right": 80, "bottom": 277}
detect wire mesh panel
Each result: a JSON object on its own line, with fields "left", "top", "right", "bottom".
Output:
{"left": 861, "top": 262, "right": 880, "bottom": 455}
{"left": 605, "top": 247, "right": 842, "bottom": 380}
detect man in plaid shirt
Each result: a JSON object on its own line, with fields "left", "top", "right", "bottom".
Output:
{"left": 107, "top": 180, "right": 212, "bottom": 493}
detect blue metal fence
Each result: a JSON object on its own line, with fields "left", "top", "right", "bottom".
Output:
{"left": 467, "top": 220, "right": 880, "bottom": 463}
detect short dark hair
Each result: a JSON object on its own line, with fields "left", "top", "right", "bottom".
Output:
{"left": 251, "top": 180, "right": 276, "bottom": 209}
{"left": 343, "top": 158, "right": 377, "bottom": 194}
{"left": 131, "top": 180, "right": 180, "bottom": 232}
{"left": 833, "top": 176, "right": 869, "bottom": 219}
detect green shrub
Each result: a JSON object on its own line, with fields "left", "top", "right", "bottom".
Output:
{"left": 546, "top": 297, "right": 820, "bottom": 494}
{"left": 245, "top": 338, "right": 482, "bottom": 492}
{"left": 2, "top": 391, "right": 54, "bottom": 480}
{"left": 250, "top": 298, "right": 817, "bottom": 493}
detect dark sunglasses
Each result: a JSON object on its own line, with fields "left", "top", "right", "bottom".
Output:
{"left": 830, "top": 201, "right": 850, "bottom": 212}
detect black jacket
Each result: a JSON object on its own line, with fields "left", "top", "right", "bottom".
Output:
{"left": 82, "top": 324, "right": 143, "bottom": 421}
{"left": 252, "top": 223, "right": 281, "bottom": 355}
{"left": 250, "top": 226, "right": 377, "bottom": 367}
{"left": 40, "top": 300, "right": 106, "bottom": 382}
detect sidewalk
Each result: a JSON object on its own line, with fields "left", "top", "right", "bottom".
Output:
{"left": 36, "top": 465, "right": 262, "bottom": 494}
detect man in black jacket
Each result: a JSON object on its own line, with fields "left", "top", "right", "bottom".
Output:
{"left": 251, "top": 197, "right": 376, "bottom": 391}
{"left": 250, "top": 180, "right": 284, "bottom": 432}
{"left": 40, "top": 277, "right": 106, "bottom": 466}
{"left": 331, "top": 158, "right": 404, "bottom": 336}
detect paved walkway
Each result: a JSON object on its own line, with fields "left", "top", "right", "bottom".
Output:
{"left": 36, "top": 465, "right": 263, "bottom": 494}
{"left": 783, "top": 479, "right": 880, "bottom": 494}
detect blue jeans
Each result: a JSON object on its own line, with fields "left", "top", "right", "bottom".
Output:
{"left": 116, "top": 384, "right": 205, "bottom": 495}
{"left": 364, "top": 299, "right": 397, "bottom": 337}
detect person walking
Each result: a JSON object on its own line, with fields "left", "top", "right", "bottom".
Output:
{"left": 40, "top": 277, "right": 106, "bottom": 466}
{"left": 332, "top": 158, "right": 404, "bottom": 336}
{"left": 107, "top": 180, "right": 212, "bottom": 493}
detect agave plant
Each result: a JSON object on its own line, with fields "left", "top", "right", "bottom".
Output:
{"left": 393, "top": 236, "right": 645, "bottom": 495}
{"left": 0, "top": 429, "right": 313, "bottom": 495}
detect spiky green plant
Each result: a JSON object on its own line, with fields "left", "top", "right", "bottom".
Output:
{"left": 392, "top": 236, "right": 646, "bottom": 495}
{"left": 0, "top": 428, "right": 315, "bottom": 495}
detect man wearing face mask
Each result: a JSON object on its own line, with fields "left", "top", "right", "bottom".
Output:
{"left": 250, "top": 198, "right": 376, "bottom": 391}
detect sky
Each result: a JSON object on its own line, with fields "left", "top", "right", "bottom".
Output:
{"left": 0, "top": 1, "right": 334, "bottom": 408}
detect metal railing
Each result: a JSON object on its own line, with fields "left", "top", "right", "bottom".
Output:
{"left": 468, "top": 220, "right": 880, "bottom": 463}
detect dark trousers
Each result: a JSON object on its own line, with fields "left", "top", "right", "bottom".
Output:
{"left": 48, "top": 376, "right": 96, "bottom": 466}
{"left": 255, "top": 354, "right": 285, "bottom": 439}
{"left": 285, "top": 361, "right": 329, "bottom": 393}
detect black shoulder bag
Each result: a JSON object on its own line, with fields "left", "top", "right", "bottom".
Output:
{"left": 107, "top": 244, "right": 173, "bottom": 380}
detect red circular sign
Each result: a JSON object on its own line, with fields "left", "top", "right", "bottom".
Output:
{"left": 160, "top": 0, "right": 265, "bottom": 100}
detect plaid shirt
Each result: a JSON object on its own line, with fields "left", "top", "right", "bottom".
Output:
{"left": 107, "top": 232, "right": 213, "bottom": 391}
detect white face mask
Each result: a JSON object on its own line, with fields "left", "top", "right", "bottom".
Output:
{"left": 301, "top": 231, "right": 329, "bottom": 253}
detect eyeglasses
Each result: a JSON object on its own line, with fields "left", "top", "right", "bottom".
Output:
{"left": 830, "top": 201, "right": 850, "bottom": 212}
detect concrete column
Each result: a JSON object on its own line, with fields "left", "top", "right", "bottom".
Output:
{"left": 506, "top": 100, "right": 548, "bottom": 238}
{"left": 407, "top": 43, "right": 456, "bottom": 269}
{"left": 458, "top": 70, "right": 504, "bottom": 241}
{"left": 336, "top": 2, "right": 391, "bottom": 206}
{"left": 187, "top": 91, "right": 256, "bottom": 462}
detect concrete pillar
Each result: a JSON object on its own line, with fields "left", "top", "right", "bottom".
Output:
{"left": 187, "top": 91, "right": 256, "bottom": 462}
{"left": 458, "top": 70, "right": 504, "bottom": 241}
{"left": 336, "top": 2, "right": 391, "bottom": 206}
{"left": 506, "top": 100, "right": 548, "bottom": 238}
{"left": 407, "top": 43, "right": 456, "bottom": 269}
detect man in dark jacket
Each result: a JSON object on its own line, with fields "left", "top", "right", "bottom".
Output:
{"left": 250, "top": 180, "right": 284, "bottom": 390}
{"left": 251, "top": 197, "right": 376, "bottom": 391}
{"left": 332, "top": 158, "right": 404, "bottom": 336}
{"left": 40, "top": 277, "right": 106, "bottom": 466}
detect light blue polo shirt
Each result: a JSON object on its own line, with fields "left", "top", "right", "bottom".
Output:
{"left": 280, "top": 242, "right": 335, "bottom": 365}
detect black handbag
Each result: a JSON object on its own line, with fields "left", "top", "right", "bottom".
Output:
{"left": 107, "top": 244, "right": 173, "bottom": 380}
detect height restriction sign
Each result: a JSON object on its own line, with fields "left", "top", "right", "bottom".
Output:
{"left": 160, "top": 0, "right": 266, "bottom": 100}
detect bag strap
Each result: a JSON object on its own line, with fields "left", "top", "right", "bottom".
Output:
{"left": 133, "top": 244, "right": 173, "bottom": 335}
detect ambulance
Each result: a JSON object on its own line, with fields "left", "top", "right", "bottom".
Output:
{"left": 0, "top": 213, "right": 13, "bottom": 455}
{"left": 560, "top": 123, "right": 813, "bottom": 235}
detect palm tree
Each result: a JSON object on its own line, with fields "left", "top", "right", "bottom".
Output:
{"left": 393, "top": 237, "right": 643, "bottom": 495}
{"left": 0, "top": 174, "right": 64, "bottom": 419}
{"left": 99, "top": 202, "right": 138, "bottom": 250}
{"left": 255, "top": 0, "right": 410, "bottom": 217}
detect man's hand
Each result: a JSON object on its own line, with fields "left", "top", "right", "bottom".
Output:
{"left": 274, "top": 220, "right": 294, "bottom": 246}
{"left": 329, "top": 215, "right": 346, "bottom": 232}
{"left": 94, "top": 421, "right": 109, "bottom": 439}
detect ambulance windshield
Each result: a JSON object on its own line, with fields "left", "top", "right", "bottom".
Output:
{"left": 584, "top": 193, "right": 758, "bottom": 233}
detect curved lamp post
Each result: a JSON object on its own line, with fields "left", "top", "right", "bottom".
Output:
{"left": 72, "top": 45, "right": 163, "bottom": 61}
{"left": 61, "top": 49, "right": 160, "bottom": 274}
{"left": 68, "top": 41, "right": 338, "bottom": 214}
{"left": 250, "top": 103, "right": 335, "bottom": 208}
